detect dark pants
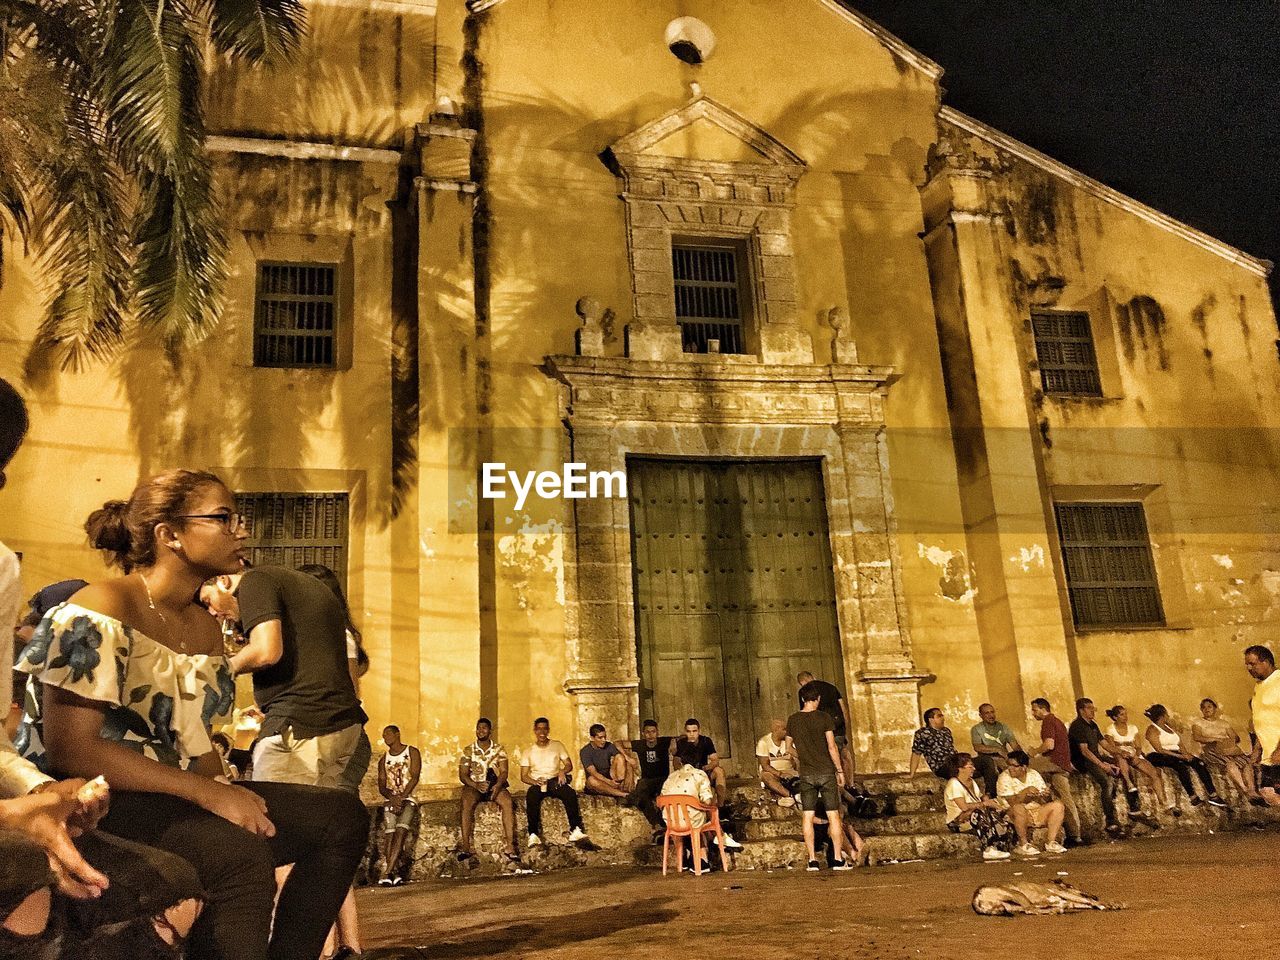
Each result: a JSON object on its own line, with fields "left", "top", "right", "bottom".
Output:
{"left": 627, "top": 777, "right": 665, "bottom": 828}
{"left": 99, "top": 781, "right": 368, "bottom": 960}
{"left": 525, "top": 781, "right": 583, "bottom": 836}
{"left": 1079, "top": 761, "right": 1119, "bottom": 826}
{"left": 0, "top": 828, "right": 201, "bottom": 960}
{"left": 973, "top": 754, "right": 1004, "bottom": 798}
{"left": 1148, "top": 752, "right": 1218, "bottom": 799}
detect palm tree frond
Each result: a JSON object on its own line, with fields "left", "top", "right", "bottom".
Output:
{"left": 205, "top": 0, "right": 305, "bottom": 65}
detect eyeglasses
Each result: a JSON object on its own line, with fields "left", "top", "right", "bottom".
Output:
{"left": 177, "top": 512, "right": 248, "bottom": 533}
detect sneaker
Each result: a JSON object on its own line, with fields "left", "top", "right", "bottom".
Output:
{"left": 1044, "top": 841, "right": 1067, "bottom": 855}
{"left": 389, "top": 876, "right": 405, "bottom": 887}
{"left": 1064, "top": 836, "right": 1091, "bottom": 848}
{"left": 527, "top": 833, "right": 542, "bottom": 848}
{"left": 1249, "top": 796, "right": 1269, "bottom": 807}
{"left": 719, "top": 834, "right": 743, "bottom": 850}
{"left": 1014, "top": 843, "right": 1041, "bottom": 857}
{"left": 1189, "top": 796, "right": 1204, "bottom": 807}
{"left": 377, "top": 877, "right": 394, "bottom": 887}
{"left": 567, "top": 827, "right": 588, "bottom": 843}
{"left": 1104, "top": 822, "right": 1125, "bottom": 836}
{"left": 832, "top": 859, "right": 854, "bottom": 871}
{"left": 1206, "top": 796, "right": 1228, "bottom": 809}
{"left": 806, "top": 860, "right": 821, "bottom": 872}
{"left": 1130, "top": 812, "right": 1160, "bottom": 829}
{"left": 776, "top": 796, "right": 796, "bottom": 808}
{"left": 982, "top": 847, "right": 1011, "bottom": 861}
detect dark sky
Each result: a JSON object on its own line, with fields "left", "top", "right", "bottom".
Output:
{"left": 846, "top": 0, "right": 1280, "bottom": 304}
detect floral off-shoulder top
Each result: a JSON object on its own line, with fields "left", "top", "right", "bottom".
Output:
{"left": 15, "top": 602, "right": 236, "bottom": 770}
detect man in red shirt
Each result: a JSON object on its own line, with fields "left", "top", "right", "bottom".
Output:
{"left": 1028, "top": 698, "right": 1085, "bottom": 846}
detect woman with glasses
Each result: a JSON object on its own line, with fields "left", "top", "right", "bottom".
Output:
{"left": 942, "top": 752, "right": 1013, "bottom": 861}
{"left": 15, "top": 469, "right": 367, "bottom": 960}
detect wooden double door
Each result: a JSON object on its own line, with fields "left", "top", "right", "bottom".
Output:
{"left": 628, "top": 458, "right": 844, "bottom": 773}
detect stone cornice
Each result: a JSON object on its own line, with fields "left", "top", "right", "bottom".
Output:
{"left": 207, "top": 135, "right": 403, "bottom": 165}
{"left": 546, "top": 355, "right": 896, "bottom": 426}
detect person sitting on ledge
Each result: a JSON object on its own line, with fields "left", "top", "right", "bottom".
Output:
{"left": 943, "top": 752, "right": 1013, "bottom": 861}
{"left": 377, "top": 725, "right": 421, "bottom": 885}
{"left": 458, "top": 718, "right": 520, "bottom": 866}
{"left": 519, "top": 718, "right": 590, "bottom": 848}
{"left": 756, "top": 718, "right": 799, "bottom": 807}
{"left": 1143, "top": 704, "right": 1227, "bottom": 810}
{"left": 997, "top": 750, "right": 1067, "bottom": 857}
{"left": 909, "top": 708, "right": 955, "bottom": 778}
{"left": 580, "top": 724, "right": 635, "bottom": 799}
{"left": 678, "top": 719, "right": 729, "bottom": 808}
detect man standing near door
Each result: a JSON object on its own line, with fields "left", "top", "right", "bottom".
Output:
{"left": 796, "top": 671, "right": 854, "bottom": 786}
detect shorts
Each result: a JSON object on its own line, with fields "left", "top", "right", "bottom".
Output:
{"left": 1261, "top": 764, "right": 1280, "bottom": 790}
{"left": 251, "top": 722, "right": 362, "bottom": 788}
{"left": 798, "top": 774, "right": 840, "bottom": 813}
{"left": 382, "top": 801, "right": 418, "bottom": 833}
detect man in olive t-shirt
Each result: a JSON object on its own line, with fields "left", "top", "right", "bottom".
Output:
{"left": 229, "top": 564, "right": 367, "bottom": 788}
{"left": 787, "top": 681, "right": 852, "bottom": 870}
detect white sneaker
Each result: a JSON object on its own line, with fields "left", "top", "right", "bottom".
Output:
{"left": 1044, "top": 841, "right": 1067, "bottom": 854}
{"left": 1014, "top": 843, "right": 1041, "bottom": 857}
{"left": 567, "top": 827, "right": 588, "bottom": 842}
{"left": 982, "top": 847, "right": 1011, "bottom": 861}
{"left": 719, "top": 834, "right": 743, "bottom": 850}
{"left": 527, "top": 833, "right": 542, "bottom": 847}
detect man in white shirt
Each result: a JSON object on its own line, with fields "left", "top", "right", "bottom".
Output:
{"left": 518, "top": 717, "right": 591, "bottom": 847}
{"left": 997, "top": 750, "right": 1067, "bottom": 856}
{"left": 756, "top": 718, "right": 799, "bottom": 806}
{"left": 1246, "top": 645, "right": 1280, "bottom": 805}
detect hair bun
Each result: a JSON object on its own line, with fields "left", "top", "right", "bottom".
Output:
{"left": 85, "top": 499, "right": 132, "bottom": 563}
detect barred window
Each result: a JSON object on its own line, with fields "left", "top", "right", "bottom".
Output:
{"left": 235, "top": 492, "right": 349, "bottom": 588}
{"left": 672, "top": 242, "right": 747, "bottom": 355}
{"left": 254, "top": 263, "right": 338, "bottom": 369}
{"left": 1032, "top": 311, "right": 1102, "bottom": 397}
{"left": 1055, "top": 502, "right": 1163, "bottom": 629}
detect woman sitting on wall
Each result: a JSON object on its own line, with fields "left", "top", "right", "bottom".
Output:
{"left": 1142, "top": 705, "right": 1228, "bottom": 812}
{"left": 1103, "top": 704, "right": 1171, "bottom": 816}
{"left": 1191, "top": 698, "right": 1264, "bottom": 806}
{"left": 16, "top": 469, "right": 368, "bottom": 960}
{"left": 942, "top": 752, "right": 1013, "bottom": 861}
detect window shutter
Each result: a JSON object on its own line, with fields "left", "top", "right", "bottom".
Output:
{"left": 1054, "top": 502, "right": 1163, "bottom": 628}
{"left": 235, "top": 492, "right": 349, "bottom": 589}
{"left": 254, "top": 263, "right": 338, "bottom": 369}
{"left": 1032, "top": 311, "right": 1103, "bottom": 397}
{"left": 672, "top": 243, "right": 746, "bottom": 354}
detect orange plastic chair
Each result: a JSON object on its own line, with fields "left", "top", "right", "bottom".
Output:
{"left": 656, "top": 794, "right": 730, "bottom": 875}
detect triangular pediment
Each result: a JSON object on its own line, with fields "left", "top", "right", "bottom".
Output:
{"left": 608, "top": 96, "right": 805, "bottom": 168}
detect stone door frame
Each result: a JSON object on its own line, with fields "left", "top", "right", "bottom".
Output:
{"left": 546, "top": 354, "right": 928, "bottom": 772}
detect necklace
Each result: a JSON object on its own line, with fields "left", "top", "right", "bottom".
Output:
{"left": 140, "top": 573, "right": 187, "bottom": 651}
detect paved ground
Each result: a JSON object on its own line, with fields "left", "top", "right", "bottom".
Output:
{"left": 358, "top": 829, "right": 1276, "bottom": 959}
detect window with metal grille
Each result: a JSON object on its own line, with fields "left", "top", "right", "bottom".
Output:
{"left": 253, "top": 262, "right": 338, "bottom": 369}
{"left": 1055, "top": 501, "right": 1163, "bottom": 629}
{"left": 1031, "top": 311, "right": 1102, "bottom": 397}
{"left": 672, "top": 242, "right": 747, "bottom": 354}
{"left": 235, "top": 492, "right": 349, "bottom": 588}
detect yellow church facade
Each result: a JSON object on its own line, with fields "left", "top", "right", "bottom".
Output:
{"left": 1, "top": 0, "right": 1276, "bottom": 785}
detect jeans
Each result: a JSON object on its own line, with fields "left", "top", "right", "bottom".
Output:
{"left": 525, "top": 781, "right": 583, "bottom": 836}
{"left": 627, "top": 777, "right": 665, "bottom": 828}
{"left": 0, "top": 828, "right": 202, "bottom": 960}
{"left": 1077, "top": 760, "right": 1119, "bottom": 826}
{"left": 99, "top": 781, "right": 368, "bottom": 960}
{"left": 1148, "top": 752, "right": 1218, "bottom": 799}
{"left": 335, "top": 728, "right": 372, "bottom": 795}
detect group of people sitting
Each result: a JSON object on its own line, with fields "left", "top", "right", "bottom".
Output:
{"left": 445, "top": 673, "right": 871, "bottom": 873}
{"left": 910, "top": 686, "right": 1274, "bottom": 861}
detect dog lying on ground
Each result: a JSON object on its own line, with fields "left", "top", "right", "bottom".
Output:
{"left": 972, "top": 879, "right": 1125, "bottom": 916}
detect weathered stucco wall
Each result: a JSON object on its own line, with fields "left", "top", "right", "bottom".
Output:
{"left": 924, "top": 115, "right": 1279, "bottom": 741}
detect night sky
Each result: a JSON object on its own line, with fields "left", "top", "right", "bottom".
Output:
{"left": 846, "top": 0, "right": 1280, "bottom": 304}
